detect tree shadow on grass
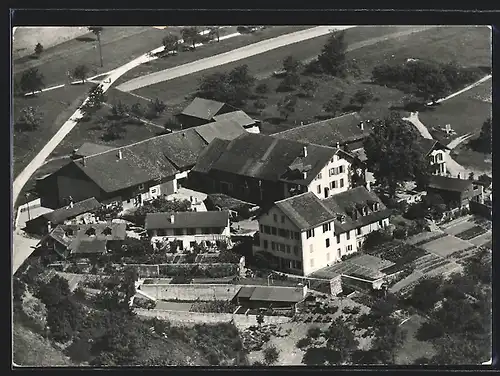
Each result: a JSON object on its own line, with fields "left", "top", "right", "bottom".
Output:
{"left": 314, "top": 114, "right": 335, "bottom": 121}
{"left": 263, "top": 117, "right": 285, "bottom": 125}
{"left": 342, "top": 104, "right": 363, "bottom": 113}
{"left": 76, "top": 36, "right": 96, "bottom": 42}
{"left": 389, "top": 101, "right": 434, "bottom": 113}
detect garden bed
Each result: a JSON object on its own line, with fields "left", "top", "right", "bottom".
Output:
{"left": 189, "top": 300, "right": 237, "bottom": 314}
{"left": 454, "top": 225, "right": 487, "bottom": 241}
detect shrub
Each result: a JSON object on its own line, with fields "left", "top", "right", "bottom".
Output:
{"left": 307, "top": 326, "right": 322, "bottom": 339}
{"left": 255, "top": 83, "right": 269, "bottom": 94}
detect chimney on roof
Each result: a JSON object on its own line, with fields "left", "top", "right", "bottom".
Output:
{"left": 303, "top": 171, "right": 307, "bottom": 179}
{"left": 302, "top": 146, "right": 307, "bottom": 158}
{"left": 300, "top": 121, "right": 304, "bottom": 126}
{"left": 170, "top": 214, "right": 175, "bottom": 224}
{"left": 336, "top": 142, "right": 340, "bottom": 149}
{"left": 117, "top": 149, "right": 123, "bottom": 160}
{"left": 359, "top": 121, "right": 364, "bottom": 131}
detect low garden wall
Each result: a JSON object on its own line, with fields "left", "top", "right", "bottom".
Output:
{"left": 139, "top": 283, "right": 241, "bottom": 301}
{"left": 134, "top": 308, "right": 291, "bottom": 328}
{"left": 125, "top": 262, "right": 243, "bottom": 278}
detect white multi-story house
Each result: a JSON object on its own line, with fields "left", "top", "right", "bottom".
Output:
{"left": 145, "top": 210, "right": 231, "bottom": 250}
{"left": 255, "top": 187, "right": 391, "bottom": 276}
{"left": 415, "top": 138, "right": 450, "bottom": 176}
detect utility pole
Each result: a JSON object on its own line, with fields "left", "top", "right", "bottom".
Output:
{"left": 25, "top": 193, "right": 31, "bottom": 221}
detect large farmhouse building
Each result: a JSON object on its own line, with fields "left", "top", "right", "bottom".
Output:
{"left": 188, "top": 132, "right": 367, "bottom": 206}
{"left": 36, "top": 122, "right": 246, "bottom": 210}
{"left": 255, "top": 187, "right": 391, "bottom": 276}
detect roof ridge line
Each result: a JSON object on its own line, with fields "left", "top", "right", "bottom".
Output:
{"left": 272, "top": 112, "right": 359, "bottom": 135}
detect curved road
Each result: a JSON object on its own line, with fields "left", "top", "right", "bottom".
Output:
{"left": 116, "top": 26, "right": 356, "bottom": 92}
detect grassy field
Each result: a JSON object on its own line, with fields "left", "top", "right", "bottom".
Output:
{"left": 130, "top": 26, "right": 420, "bottom": 103}
{"left": 452, "top": 145, "right": 492, "bottom": 174}
{"left": 348, "top": 26, "right": 491, "bottom": 78}
{"left": 13, "top": 83, "right": 91, "bottom": 177}
{"left": 113, "top": 26, "right": 313, "bottom": 86}
{"left": 14, "top": 27, "right": 169, "bottom": 86}
{"left": 130, "top": 26, "right": 490, "bottom": 136}
{"left": 421, "top": 79, "right": 492, "bottom": 143}
{"left": 51, "top": 106, "right": 163, "bottom": 158}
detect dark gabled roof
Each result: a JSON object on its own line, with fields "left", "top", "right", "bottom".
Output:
{"left": 42, "top": 197, "right": 101, "bottom": 224}
{"left": 180, "top": 97, "right": 228, "bottom": 120}
{"left": 275, "top": 192, "right": 334, "bottom": 231}
{"left": 158, "top": 128, "right": 207, "bottom": 170}
{"left": 72, "top": 135, "right": 182, "bottom": 193}
{"left": 213, "top": 110, "right": 257, "bottom": 127}
{"left": 235, "top": 285, "right": 305, "bottom": 303}
{"left": 145, "top": 210, "right": 230, "bottom": 230}
{"left": 272, "top": 112, "right": 370, "bottom": 146}
{"left": 427, "top": 175, "right": 473, "bottom": 193}
{"left": 194, "top": 119, "right": 247, "bottom": 144}
{"left": 200, "top": 133, "right": 341, "bottom": 186}
{"left": 322, "top": 186, "right": 391, "bottom": 234}
{"left": 74, "top": 142, "right": 114, "bottom": 157}
{"left": 415, "top": 137, "right": 450, "bottom": 157}
{"left": 48, "top": 223, "right": 126, "bottom": 255}
{"left": 191, "top": 138, "right": 231, "bottom": 174}
{"left": 204, "top": 193, "right": 255, "bottom": 211}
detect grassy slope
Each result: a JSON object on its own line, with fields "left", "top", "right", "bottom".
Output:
{"left": 13, "top": 322, "right": 74, "bottom": 367}
{"left": 13, "top": 84, "right": 90, "bottom": 177}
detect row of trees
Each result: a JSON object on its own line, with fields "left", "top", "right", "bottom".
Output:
{"left": 162, "top": 26, "right": 221, "bottom": 54}
{"left": 372, "top": 60, "right": 484, "bottom": 104}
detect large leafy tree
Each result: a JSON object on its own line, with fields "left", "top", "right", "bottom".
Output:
{"left": 474, "top": 118, "right": 492, "bottom": 154}
{"left": 181, "top": 27, "right": 200, "bottom": 49}
{"left": 15, "top": 106, "right": 43, "bottom": 132}
{"left": 197, "top": 65, "right": 255, "bottom": 106}
{"left": 325, "top": 318, "right": 359, "bottom": 364}
{"left": 162, "top": 33, "right": 179, "bottom": 53}
{"left": 363, "top": 112, "right": 431, "bottom": 197}
{"left": 317, "top": 30, "right": 348, "bottom": 77}
{"left": 73, "top": 64, "right": 90, "bottom": 83}
{"left": 19, "top": 67, "right": 45, "bottom": 95}
{"left": 323, "top": 91, "right": 345, "bottom": 116}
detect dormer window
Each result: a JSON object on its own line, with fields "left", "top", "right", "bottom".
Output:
{"left": 138, "top": 184, "right": 145, "bottom": 190}
{"left": 102, "top": 227, "right": 112, "bottom": 236}
{"left": 85, "top": 227, "right": 96, "bottom": 236}
{"left": 65, "top": 229, "right": 74, "bottom": 237}
{"left": 336, "top": 214, "right": 346, "bottom": 223}
{"left": 373, "top": 202, "right": 380, "bottom": 211}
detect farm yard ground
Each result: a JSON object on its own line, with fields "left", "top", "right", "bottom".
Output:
{"left": 13, "top": 83, "right": 91, "bottom": 178}
{"left": 113, "top": 26, "right": 313, "bottom": 86}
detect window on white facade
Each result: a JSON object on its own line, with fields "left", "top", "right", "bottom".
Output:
{"left": 271, "top": 227, "right": 277, "bottom": 235}
{"left": 347, "top": 244, "right": 353, "bottom": 251}
{"left": 330, "top": 180, "right": 338, "bottom": 189}
{"left": 346, "top": 232, "right": 350, "bottom": 240}
{"left": 323, "top": 223, "right": 330, "bottom": 233}
{"left": 338, "top": 248, "right": 341, "bottom": 258}
{"left": 310, "top": 258, "right": 314, "bottom": 267}
{"left": 286, "top": 245, "right": 291, "bottom": 254}
{"left": 309, "top": 244, "right": 314, "bottom": 253}
{"left": 293, "top": 246, "right": 299, "bottom": 255}
{"left": 326, "top": 238, "right": 330, "bottom": 248}
{"left": 259, "top": 225, "right": 264, "bottom": 233}
{"left": 264, "top": 225, "right": 271, "bottom": 234}
{"left": 436, "top": 153, "right": 443, "bottom": 161}
{"left": 379, "top": 220, "right": 384, "bottom": 228}
{"left": 317, "top": 185, "right": 321, "bottom": 194}
{"left": 294, "top": 232, "right": 300, "bottom": 240}
{"left": 263, "top": 240, "right": 268, "bottom": 249}
{"left": 339, "top": 165, "right": 345, "bottom": 173}
{"left": 336, "top": 235, "right": 341, "bottom": 243}
{"left": 151, "top": 188, "right": 157, "bottom": 194}
{"left": 316, "top": 172, "right": 322, "bottom": 180}
{"left": 271, "top": 242, "right": 276, "bottom": 250}
{"left": 279, "top": 243, "right": 285, "bottom": 252}
{"left": 281, "top": 215, "right": 285, "bottom": 223}
{"left": 306, "top": 229, "right": 315, "bottom": 238}
{"left": 340, "top": 178, "right": 344, "bottom": 188}
{"left": 357, "top": 228, "right": 362, "bottom": 236}
{"left": 273, "top": 214, "right": 278, "bottom": 222}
